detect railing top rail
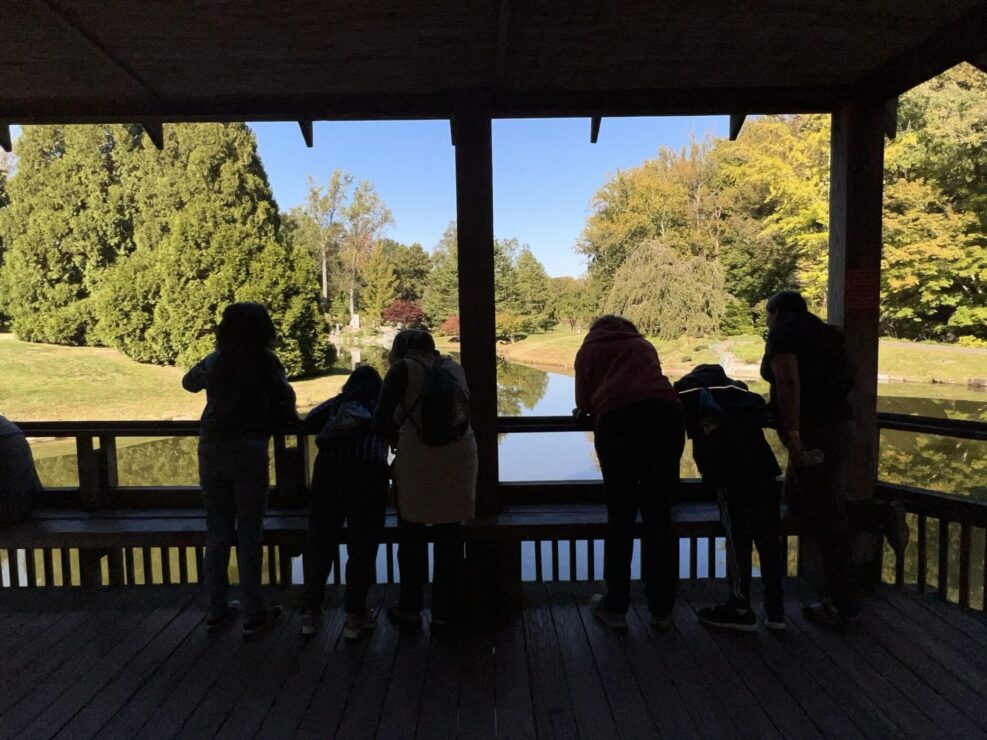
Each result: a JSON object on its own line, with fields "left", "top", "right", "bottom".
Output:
{"left": 13, "top": 412, "right": 986, "bottom": 440}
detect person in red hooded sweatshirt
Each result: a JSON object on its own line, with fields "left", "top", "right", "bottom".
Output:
{"left": 575, "top": 315, "right": 685, "bottom": 631}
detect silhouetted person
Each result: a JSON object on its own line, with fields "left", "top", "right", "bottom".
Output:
{"left": 761, "top": 292, "right": 854, "bottom": 626}
{"left": 575, "top": 316, "right": 685, "bottom": 631}
{"left": 0, "top": 415, "right": 43, "bottom": 526}
{"left": 375, "top": 329, "right": 476, "bottom": 628}
{"left": 183, "top": 302, "right": 296, "bottom": 635}
{"left": 675, "top": 364, "right": 784, "bottom": 631}
{"left": 300, "top": 366, "right": 389, "bottom": 639}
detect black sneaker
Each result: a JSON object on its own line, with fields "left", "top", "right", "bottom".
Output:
{"left": 242, "top": 605, "right": 283, "bottom": 636}
{"left": 697, "top": 603, "right": 758, "bottom": 632}
{"left": 386, "top": 605, "right": 422, "bottom": 626}
{"left": 206, "top": 600, "right": 240, "bottom": 630}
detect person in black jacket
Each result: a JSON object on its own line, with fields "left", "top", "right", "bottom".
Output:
{"left": 299, "top": 366, "right": 390, "bottom": 640}
{"left": 675, "top": 364, "right": 785, "bottom": 631}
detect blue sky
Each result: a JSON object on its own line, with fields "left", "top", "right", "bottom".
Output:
{"left": 251, "top": 116, "right": 728, "bottom": 277}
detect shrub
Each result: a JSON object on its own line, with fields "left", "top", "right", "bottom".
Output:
{"left": 382, "top": 299, "right": 426, "bottom": 328}
{"left": 439, "top": 315, "right": 460, "bottom": 339}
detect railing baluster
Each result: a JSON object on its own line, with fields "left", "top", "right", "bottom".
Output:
{"left": 959, "top": 523, "right": 971, "bottom": 608}
{"left": 179, "top": 547, "right": 190, "bottom": 584}
{"left": 43, "top": 548, "right": 55, "bottom": 587}
{"left": 568, "top": 539, "right": 576, "bottom": 582}
{"left": 161, "top": 547, "right": 173, "bottom": 584}
{"left": 689, "top": 537, "right": 698, "bottom": 580}
{"left": 938, "top": 518, "right": 949, "bottom": 601}
{"left": 195, "top": 548, "right": 204, "bottom": 584}
{"left": 124, "top": 548, "right": 135, "bottom": 585}
{"left": 707, "top": 536, "right": 716, "bottom": 578}
{"left": 25, "top": 549, "right": 38, "bottom": 587}
{"left": 587, "top": 539, "right": 595, "bottom": 582}
{"left": 534, "top": 540, "right": 543, "bottom": 582}
{"left": 333, "top": 544, "right": 342, "bottom": 585}
{"left": 917, "top": 514, "right": 927, "bottom": 593}
{"left": 386, "top": 542, "right": 395, "bottom": 584}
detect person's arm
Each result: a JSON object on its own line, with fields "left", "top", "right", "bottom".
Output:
{"left": 374, "top": 361, "right": 409, "bottom": 441}
{"left": 269, "top": 354, "right": 298, "bottom": 423}
{"left": 181, "top": 353, "right": 215, "bottom": 392}
{"left": 573, "top": 349, "right": 593, "bottom": 418}
{"left": 770, "top": 353, "right": 802, "bottom": 455}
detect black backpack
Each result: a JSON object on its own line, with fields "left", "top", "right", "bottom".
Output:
{"left": 408, "top": 357, "right": 470, "bottom": 447}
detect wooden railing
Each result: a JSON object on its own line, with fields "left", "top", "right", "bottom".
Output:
{"left": 4, "top": 413, "right": 985, "bottom": 615}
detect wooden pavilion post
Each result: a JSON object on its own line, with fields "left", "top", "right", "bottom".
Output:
{"left": 454, "top": 104, "right": 515, "bottom": 609}
{"left": 828, "top": 99, "right": 885, "bottom": 502}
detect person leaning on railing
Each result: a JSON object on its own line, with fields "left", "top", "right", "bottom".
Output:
{"left": 182, "top": 302, "right": 297, "bottom": 637}
{"left": 574, "top": 315, "right": 686, "bottom": 633}
{"left": 0, "top": 415, "right": 44, "bottom": 527}
{"left": 761, "top": 290, "right": 907, "bottom": 628}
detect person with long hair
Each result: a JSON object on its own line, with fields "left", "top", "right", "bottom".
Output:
{"left": 299, "top": 365, "right": 390, "bottom": 639}
{"left": 575, "top": 315, "right": 685, "bottom": 631}
{"left": 183, "top": 302, "right": 296, "bottom": 636}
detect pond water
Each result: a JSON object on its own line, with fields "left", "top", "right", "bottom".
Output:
{"left": 26, "top": 356, "right": 987, "bottom": 500}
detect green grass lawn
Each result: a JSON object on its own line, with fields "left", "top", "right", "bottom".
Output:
{"left": 0, "top": 333, "right": 346, "bottom": 421}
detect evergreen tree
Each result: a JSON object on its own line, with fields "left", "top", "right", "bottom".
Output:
{"left": 382, "top": 239, "right": 431, "bottom": 301}
{"left": 0, "top": 125, "right": 138, "bottom": 344}
{"left": 360, "top": 242, "right": 399, "bottom": 322}
{"left": 422, "top": 223, "right": 460, "bottom": 324}
{"left": 514, "top": 246, "right": 553, "bottom": 329}
{"left": 97, "top": 123, "right": 331, "bottom": 375}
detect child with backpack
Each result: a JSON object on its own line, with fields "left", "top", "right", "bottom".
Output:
{"left": 674, "top": 364, "right": 785, "bottom": 631}
{"left": 374, "top": 329, "right": 476, "bottom": 628}
{"left": 299, "top": 365, "right": 390, "bottom": 639}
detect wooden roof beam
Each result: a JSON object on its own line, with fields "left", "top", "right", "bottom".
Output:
{"left": 141, "top": 122, "right": 163, "bottom": 150}
{"left": 450, "top": 117, "right": 457, "bottom": 146}
{"left": 590, "top": 116, "right": 601, "bottom": 143}
{"left": 884, "top": 98, "right": 898, "bottom": 140}
{"left": 0, "top": 125, "right": 11, "bottom": 153}
{"left": 729, "top": 114, "right": 746, "bottom": 141}
{"left": 298, "top": 120, "right": 314, "bottom": 148}
{"left": 858, "top": 4, "right": 987, "bottom": 99}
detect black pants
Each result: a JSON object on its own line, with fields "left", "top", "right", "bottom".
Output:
{"left": 595, "top": 399, "right": 685, "bottom": 616}
{"left": 397, "top": 519, "right": 463, "bottom": 620}
{"left": 714, "top": 478, "right": 784, "bottom": 615}
{"left": 302, "top": 458, "right": 388, "bottom": 615}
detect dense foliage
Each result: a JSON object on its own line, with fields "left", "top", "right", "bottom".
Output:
{"left": 0, "top": 124, "right": 333, "bottom": 376}
{"left": 578, "top": 65, "right": 987, "bottom": 342}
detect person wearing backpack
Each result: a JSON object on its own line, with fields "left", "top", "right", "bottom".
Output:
{"left": 299, "top": 366, "right": 390, "bottom": 639}
{"left": 183, "top": 302, "right": 297, "bottom": 636}
{"left": 761, "top": 290, "right": 906, "bottom": 628}
{"left": 574, "top": 316, "right": 685, "bottom": 632}
{"left": 675, "top": 364, "right": 784, "bottom": 631}
{"left": 374, "top": 329, "right": 476, "bottom": 628}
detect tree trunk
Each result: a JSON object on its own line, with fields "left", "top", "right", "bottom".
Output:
{"left": 321, "top": 248, "right": 329, "bottom": 309}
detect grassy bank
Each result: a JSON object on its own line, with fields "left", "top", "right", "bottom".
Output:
{"left": 0, "top": 333, "right": 346, "bottom": 421}
{"left": 495, "top": 328, "right": 987, "bottom": 384}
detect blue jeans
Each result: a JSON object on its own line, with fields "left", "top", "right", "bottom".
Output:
{"left": 199, "top": 439, "right": 270, "bottom": 620}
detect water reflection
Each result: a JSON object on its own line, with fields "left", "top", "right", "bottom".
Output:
{"left": 27, "top": 360, "right": 987, "bottom": 499}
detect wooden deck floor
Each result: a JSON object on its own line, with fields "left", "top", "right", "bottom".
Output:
{"left": 1, "top": 579, "right": 986, "bottom": 739}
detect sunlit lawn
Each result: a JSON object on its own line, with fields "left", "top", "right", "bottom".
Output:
{"left": 0, "top": 333, "right": 346, "bottom": 421}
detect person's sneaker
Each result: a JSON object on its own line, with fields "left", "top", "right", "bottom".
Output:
{"left": 300, "top": 609, "right": 320, "bottom": 637}
{"left": 650, "top": 612, "right": 672, "bottom": 631}
{"left": 589, "top": 594, "right": 628, "bottom": 631}
{"left": 697, "top": 603, "right": 758, "bottom": 632}
{"left": 206, "top": 601, "right": 240, "bottom": 630}
{"left": 885, "top": 500, "right": 910, "bottom": 559}
{"left": 764, "top": 608, "right": 787, "bottom": 632}
{"left": 802, "top": 601, "right": 850, "bottom": 629}
{"left": 242, "top": 605, "right": 283, "bottom": 637}
{"left": 343, "top": 609, "right": 378, "bottom": 641}
{"left": 386, "top": 605, "right": 422, "bottom": 626}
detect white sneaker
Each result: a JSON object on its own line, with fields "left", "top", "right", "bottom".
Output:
{"left": 343, "top": 609, "right": 378, "bottom": 641}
